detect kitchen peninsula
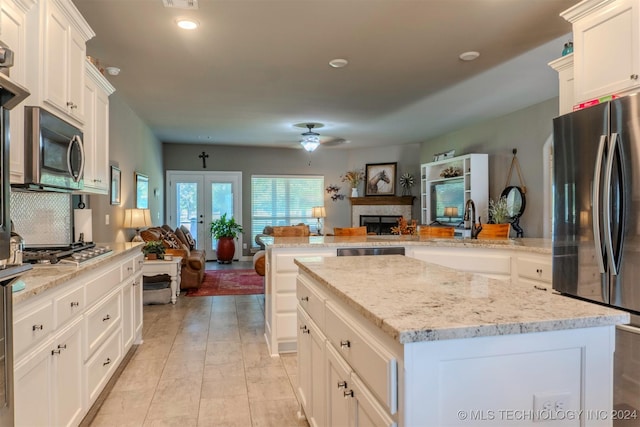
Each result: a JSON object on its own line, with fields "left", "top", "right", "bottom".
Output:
{"left": 262, "top": 235, "right": 553, "bottom": 355}
{"left": 295, "top": 255, "right": 629, "bottom": 427}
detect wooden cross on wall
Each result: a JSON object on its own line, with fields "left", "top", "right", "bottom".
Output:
{"left": 198, "top": 151, "right": 209, "bottom": 168}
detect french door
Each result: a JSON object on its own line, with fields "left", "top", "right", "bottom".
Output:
{"left": 166, "top": 171, "right": 243, "bottom": 261}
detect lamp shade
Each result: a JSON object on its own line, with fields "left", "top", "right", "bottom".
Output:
{"left": 311, "top": 206, "right": 326, "bottom": 218}
{"left": 444, "top": 207, "right": 458, "bottom": 217}
{"left": 123, "top": 208, "right": 152, "bottom": 229}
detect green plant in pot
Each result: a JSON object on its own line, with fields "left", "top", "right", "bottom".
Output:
{"left": 484, "top": 196, "right": 511, "bottom": 239}
{"left": 210, "top": 213, "right": 243, "bottom": 264}
{"left": 142, "top": 240, "right": 165, "bottom": 260}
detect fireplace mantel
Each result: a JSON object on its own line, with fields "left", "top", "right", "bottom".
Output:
{"left": 349, "top": 196, "right": 415, "bottom": 206}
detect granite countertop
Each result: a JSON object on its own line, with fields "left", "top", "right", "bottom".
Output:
{"left": 262, "top": 235, "right": 551, "bottom": 254}
{"left": 12, "top": 242, "right": 143, "bottom": 304}
{"left": 295, "top": 255, "right": 629, "bottom": 344}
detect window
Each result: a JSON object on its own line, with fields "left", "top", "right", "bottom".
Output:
{"left": 251, "top": 175, "right": 324, "bottom": 246}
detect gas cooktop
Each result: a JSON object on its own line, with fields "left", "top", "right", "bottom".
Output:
{"left": 23, "top": 242, "right": 112, "bottom": 265}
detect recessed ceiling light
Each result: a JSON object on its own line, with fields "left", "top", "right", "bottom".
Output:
{"left": 329, "top": 58, "right": 348, "bottom": 68}
{"left": 459, "top": 51, "right": 480, "bottom": 61}
{"left": 176, "top": 18, "right": 199, "bottom": 30}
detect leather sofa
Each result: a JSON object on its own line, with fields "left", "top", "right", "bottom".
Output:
{"left": 140, "top": 225, "right": 206, "bottom": 290}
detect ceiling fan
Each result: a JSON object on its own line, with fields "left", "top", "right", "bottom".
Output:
{"left": 296, "top": 122, "right": 348, "bottom": 151}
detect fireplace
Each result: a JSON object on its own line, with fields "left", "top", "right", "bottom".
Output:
{"left": 360, "top": 215, "right": 401, "bottom": 235}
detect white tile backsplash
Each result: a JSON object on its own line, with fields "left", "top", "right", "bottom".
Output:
{"left": 10, "top": 191, "right": 72, "bottom": 245}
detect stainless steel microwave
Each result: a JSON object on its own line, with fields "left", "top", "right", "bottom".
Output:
{"left": 21, "top": 106, "right": 84, "bottom": 191}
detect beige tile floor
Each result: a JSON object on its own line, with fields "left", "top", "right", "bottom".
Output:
{"left": 88, "top": 262, "right": 308, "bottom": 427}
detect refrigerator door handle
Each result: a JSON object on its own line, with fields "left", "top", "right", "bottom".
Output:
{"left": 593, "top": 134, "right": 607, "bottom": 275}
{"left": 604, "top": 132, "right": 620, "bottom": 276}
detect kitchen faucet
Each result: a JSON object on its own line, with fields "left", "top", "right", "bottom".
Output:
{"left": 464, "top": 199, "right": 483, "bottom": 239}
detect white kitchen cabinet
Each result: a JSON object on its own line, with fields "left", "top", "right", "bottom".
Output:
{"left": 82, "top": 60, "right": 115, "bottom": 194}
{"left": 13, "top": 249, "right": 143, "bottom": 427}
{"left": 296, "top": 307, "right": 326, "bottom": 427}
{"left": 265, "top": 247, "right": 336, "bottom": 355}
{"left": 25, "top": 0, "right": 94, "bottom": 126}
{"left": 0, "top": 0, "right": 32, "bottom": 183}
{"left": 408, "top": 245, "right": 512, "bottom": 281}
{"left": 548, "top": 53, "right": 575, "bottom": 115}
{"left": 420, "top": 154, "right": 488, "bottom": 230}
{"left": 515, "top": 252, "right": 552, "bottom": 287}
{"left": 563, "top": 0, "right": 640, "bottom": 103}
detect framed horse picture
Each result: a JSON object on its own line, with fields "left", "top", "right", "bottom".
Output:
{"left": 365, "top": 162, "right": 397, "bottom": 196}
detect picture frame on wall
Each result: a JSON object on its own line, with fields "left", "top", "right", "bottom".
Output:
{"left": 110, "top": 166, "right": 121, "bottom": 205}
{"left": 365, "top": 162, "right": 397, "bottom": 196}
{"left": 135, "top": 172, "right": 149, "bottom": 209}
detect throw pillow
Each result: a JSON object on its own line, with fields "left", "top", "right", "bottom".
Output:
{"left": 180, "top": 225, "right": 196, "bottom": 250}
{"left": 174, "top": 227, "right": 189, "bottom": 248}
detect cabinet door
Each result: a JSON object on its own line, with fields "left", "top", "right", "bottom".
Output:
{"left": 93, "top": 86, "right": 110, "bottom": 191}
{"left": 14, "top": 341, "right": 53, "bottom": 426}
{"left": 52, "top": 319, "right": 84, "bottom": 427}
{"left": 296, "top": 307, "right": 312, "bottom": 414}
{"left": 43, "top": 0, "right": 69, "bottom": 114}
{"left": 351, "top": 374, "right": 397, "bottom": 427}
{"left": 310, "top": 317, "right": 326, "bottom": 427}
{"left": 326, "top": 344, "right": 352, "bottom": 427}
{"left": 121, "top": 278, "right": 134, "bottom": 350}
{"left": 82, "top": 76, "right": 98, "bottom": 190}
{"left": 68, "top": 26, "right": 86, "bottom": 122}
{"left": 133, "top": 274, "right": 143, "bottom": 343}
{"left": 574, "top": 0, "right": 640, "bottom": 102}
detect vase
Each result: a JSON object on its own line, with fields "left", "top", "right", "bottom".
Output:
{"left": 351, "top": 188, "right": 358, "bottom": 197}
{"left": 216, "top": 237, "right": 235, "bottom": 263}
{"left": 479, "top": 223, "right": 511, "bottom": 239}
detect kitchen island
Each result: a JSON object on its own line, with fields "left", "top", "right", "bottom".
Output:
{"left": 262, "top": 235, "right": 553, "bottom": 355}
{"left": 294, "top": 255, "right": 630, "bottom": 427}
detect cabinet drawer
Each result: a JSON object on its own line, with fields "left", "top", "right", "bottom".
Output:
{"left": 122, "top": 254, "right": 144, "bottom": 278}
{"left": 517, "top": 256, "right": 552, "bottom": 283}
{"left": 86, "top": 328, "right": 122, "bottom": 404}
{"left": 54, "top": 284, "right": 85, "bottom": 328}
{"left": 85, "top": 290, "right": 121, "bottom": 357}
{"left": 297, "top": 276, "right": 325, "bottom": 328}
{"left": 86, "top": 265, "right": 121, "bottom": 306}
{"left": 325, "top": 302, "right": 397, "bottom": 414}
{"left": 14, "top": 301, "right": 54, "bottom": 358}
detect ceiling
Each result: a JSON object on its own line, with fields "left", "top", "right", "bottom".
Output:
{"left": 72, "top": 0, "right": 574, "bottom": 150}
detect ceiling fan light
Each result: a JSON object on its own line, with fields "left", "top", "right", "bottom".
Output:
{"left": 301, "top": 140, "right": 320, "bottom": 152}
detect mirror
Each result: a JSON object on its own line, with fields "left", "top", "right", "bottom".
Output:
{"left": 501, "top": 186, "right": 526, "bottom": 237}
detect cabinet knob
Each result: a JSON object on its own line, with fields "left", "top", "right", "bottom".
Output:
{"left": 343, "top": 390, "right": 354, "bottom": 398}
{"left": 133, "top": 281, "right": 140, "bottom": 287}
{"left": 340, "top": 340, "right": 351, "bottom": 349}
{"left": 103, "top": 314, "right": 111, "bottom": 322}
{"left": 32, "top": 324, "right": 43, "bottom": 331}
{"left": 631, "top": 74, "right": 639, "bottom": 80}
{"left": 536, "top": 268, "right": 542, "bottom": 275}
{"left": 103, "top": 358, "right": 111, "bottom": 366}
{"left": 300, "top": 296, "right": 309, "bottom": 302}
{"left": 337, "top": 381, "right": 348, "bottom": 389}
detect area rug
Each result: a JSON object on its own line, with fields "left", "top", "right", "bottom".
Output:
{"left": 185, "top": 269, "right": 264, "bottom": 297}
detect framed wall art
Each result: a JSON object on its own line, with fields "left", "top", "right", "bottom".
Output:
{"left": 135, "top": 172, "right": 149, "bottom": 209}
{"left": 110, "top": 166, "right": 121, "bottom": 205}
{"left": 365, "top": 162, "right": 397, "bottom": 196}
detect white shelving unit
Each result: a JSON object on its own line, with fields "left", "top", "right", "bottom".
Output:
{"left": 420, "top": 154, "right": 488, "bottom": 233}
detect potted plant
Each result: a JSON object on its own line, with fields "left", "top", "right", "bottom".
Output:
{"left": 142, "top": 240, "right": 165, "bottom": 260}
{"left": 484, "top": 196, "right": 511, "bottom": 238}
{"left": 210, "top": 213, "right": 244, "bottom": 263}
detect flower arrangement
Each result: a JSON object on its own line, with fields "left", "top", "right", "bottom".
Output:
{"left": 390, "top": 217, "right": 417, "bottom": 235}
{"left": 440, "top": 167, "right": 461, "bottom": 178}
{"left": 399, "top": 172, "right": 415, "bottom": 196}
{"left": 488, "top": 196, "right": 511, "bottom": 224}
{"left": 341, "top": 169, "right": 364, "bottom": 188}
{"left": 325, "top": 184, "right": 345, "bottom": 201}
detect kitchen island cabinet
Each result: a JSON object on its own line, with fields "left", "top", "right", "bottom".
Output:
{"left": 295, "top": 255, "right": 629, "bottom": 427}
{"left": 12, "top": 243, "right": 143, "bottom": 427}
{"left": 263, "top": 235, "right": 551, "bottom": 355}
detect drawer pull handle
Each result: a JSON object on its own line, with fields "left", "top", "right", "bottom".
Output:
{"left": 300, "top": 296, "right": 309, "bottom": 302}
{"left": 32, "top": 324, "right": 43, "bottom": 331}
{"left": 103, "top": 314, "right": 111, "bottom": 322}
{"left": 127, "top": 267, "right": 133, "bottom": 271}
{"left": 58, "top": 344, "right": 67, "bottom": 350}
{"left": 70, "top": 301, "right": 80, "bottom": 307}
{"left": 337, "top": 381, "right": 347, "bottom": 389}
{"left": 299, "top": 325, "right": 307, "bottom": 331}
{"left": 536, "top": 268, "right": 542, "bottom": 274}
{"left": 632, "top": 74, "right": 639, "bottom": 80}
{"left": 133, "top": 281, "right": 139, "bottom": 287}
{"left": 303, "top": 328, "right": 310, "bottom": 335}
{"left": 340, "top": 340, "right": 351, "bottom": 349}
{"left": 343, "top": 390, "right": 354, "bottom": 398}
{"left": 103, "top": 358, "right": 111, "bottom": 366}
{"left": 51, "top": 349, "right": 61, "bottom": 355}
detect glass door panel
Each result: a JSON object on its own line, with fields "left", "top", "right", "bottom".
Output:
{"left": 205, "top": 174, "right": 242, "bottom": 261}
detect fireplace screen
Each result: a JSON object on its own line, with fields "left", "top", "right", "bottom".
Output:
{"left": 360, "top": 215, "right": 401, "bottom": 235}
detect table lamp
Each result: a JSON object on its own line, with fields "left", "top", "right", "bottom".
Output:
{"left": 123, "top": 208, "right": 152, "bottom": 242}
{"left": 311, "top": 206, "right": 326, "bottom": 235}
{"left": 444, "top": 206, "right": 458, "bottom": 223}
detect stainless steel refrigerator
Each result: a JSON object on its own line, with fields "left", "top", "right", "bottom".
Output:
{"left": 553, "top": 94, "right": 640, "bottom": 415}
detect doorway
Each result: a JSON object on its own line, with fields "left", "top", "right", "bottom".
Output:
{"left": 166, "top": 171, "right": 243, "bottom": 261}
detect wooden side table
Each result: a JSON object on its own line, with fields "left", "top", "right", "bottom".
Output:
{"left": 142, "top": 256, "right": 182, "bottom": 304}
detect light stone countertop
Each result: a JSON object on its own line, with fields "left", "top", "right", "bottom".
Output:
{"left": 12, "top": 242, "right": 143, "bottom": 304}
{"left": 262, "top": 235, "right": 552, "bottom": 254}
{"left": 294, "top": 255, "right": 629, "bottom": 344}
